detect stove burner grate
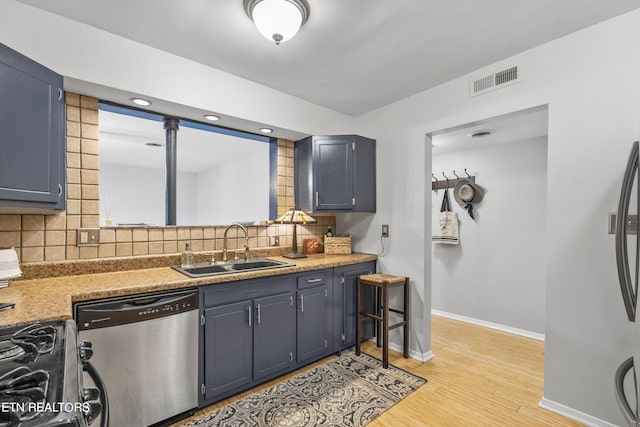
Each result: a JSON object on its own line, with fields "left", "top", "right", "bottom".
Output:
{"left": 3, "top": 324, "right": 57, "bottom": 364}
{"left": 0, "top": 366, "right": 50, "bottom": 425}
{"left": 0, "top": 340, "right": 25, "bottom": 362}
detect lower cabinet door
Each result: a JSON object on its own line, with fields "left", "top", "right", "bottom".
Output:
{"left": 334, "top": 262, "right": 376, "bottom": 351}
{"left": 296, "top": 285, "right": 329, "bottom": 363}
{"left": 204, "top": 300, "right": 253, "bottom": 400}
{"left": 253, "top": 292, "right": 295, "bottom": 380}
{"left": 343, "top": 267, "right": 375, "bottom": 348}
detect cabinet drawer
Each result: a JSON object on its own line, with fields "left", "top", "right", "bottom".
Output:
{"left": 203, "top": 275, "right": 295, "bottom": 307}
{"left": 297, "top": 269, "right": 332, "bottom": 290}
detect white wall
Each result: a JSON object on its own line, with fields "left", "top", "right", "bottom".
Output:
{"left": 101, "top": 159, "right": 269, "bottom": 227}
{"left": 347, "top": 9, "right": 640, "bottom": 426}
{"left": 100, "top": 163, "right": 197, "bottom": 226}
{"left": 196, "top": 148, "right": 270, "bottom": 224}
{"left": 431, "top": 137, "right": 548, "bottom": 335}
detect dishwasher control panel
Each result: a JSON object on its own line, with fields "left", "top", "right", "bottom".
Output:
{"left": 75, "top": 289, "right": 199, "bottom": 330}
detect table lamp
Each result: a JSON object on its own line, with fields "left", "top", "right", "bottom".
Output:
{"left": 276, "top": 207, "right": 316, "bottom": 259}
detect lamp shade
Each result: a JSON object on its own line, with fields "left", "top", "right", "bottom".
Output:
{"left": 245, "top": 0, "right": 310, "bottom": 45}
{"left": 275, "top": 208, "right": 316, "bottom": 224}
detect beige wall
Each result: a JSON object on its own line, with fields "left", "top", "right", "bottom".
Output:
{"left": 0, "top": 94, "right": 334, "bottom": 264}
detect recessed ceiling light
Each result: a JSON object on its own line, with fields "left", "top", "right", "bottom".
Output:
{"left": 204, "top": 114, "right": 220, "bottom": 121}
{"left": 260, "top": 128, "right": 274, "bottom": 134}
{"left": 130, "top": 97, "right": 151, "bottom": 106}
{"left": 467, "top": 129, "right": 493, "bottom": 138}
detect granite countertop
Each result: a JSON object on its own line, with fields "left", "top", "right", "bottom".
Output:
{"left": 0, "top": 253, "right": 377, "bottom": 328}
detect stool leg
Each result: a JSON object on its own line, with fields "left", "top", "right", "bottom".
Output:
{"left": 376, "top": 287, "right": 382, "bottom": 348}
{"left": 403, "top": 277, "right": 410, "bottom": 359}
{"left": 356, "top": 277, "right": 362, "bottom": 356}
{"left": 383, "top": 283, "right": 389, "bottom": 368}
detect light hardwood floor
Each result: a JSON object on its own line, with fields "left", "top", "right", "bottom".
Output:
{"left": 177, "top": 314, "right": 584, "bottom": 426}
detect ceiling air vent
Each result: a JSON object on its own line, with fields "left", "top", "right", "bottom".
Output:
{"left": 469, "top": 66, "right": 520, "bottom": 97}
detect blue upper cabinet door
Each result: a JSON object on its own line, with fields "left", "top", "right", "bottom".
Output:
{"left": 314, "top": 137, "right": 354, "bottom": 210}
{"left": 295, "top": 135, "right": 376, "bottom": 213}
{"left": 0, "top": 43, "right": 65, "bottom": 211}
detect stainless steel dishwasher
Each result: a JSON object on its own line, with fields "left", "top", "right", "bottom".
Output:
{"left": 75, "top": 288, "right": 199, "bottom": 427}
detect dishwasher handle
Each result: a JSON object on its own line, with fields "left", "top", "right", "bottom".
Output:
{"left": 76, "top": 290, "right": 199, "bottom": 330}
{"left": 118, "top": 294, "right": 189, "bottom": 310}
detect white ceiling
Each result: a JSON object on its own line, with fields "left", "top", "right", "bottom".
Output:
{"left": 18, "top": 0, "right": 640, "bottom": 117}
{"left": 431, "top": 106, "right": 548, "bottom": 155}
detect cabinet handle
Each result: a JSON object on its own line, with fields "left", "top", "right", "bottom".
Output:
{"left": 58, "top": 88, "right": 63, "bottom": 101}
{"left": 324, "top": 339, "right": 328, "bottom": 348}
{"left": 257, "top": 304, "right": 261, "bottom": 324}
{"left": 324, "top": 289, "right": 328, "bottom": 297}
{"left": 58, "top": 184, "right": 63, "bottom": 196}
{"left": 307, "top": 278, "right": 322, "bottom": 284}
{"left": 247, "top": 305, "right": 252, "bottom": 326}
{"left": 300, "top": 294, "right": 304, "bottom": 313}
{"left": 289, "top": 352, "right": 293, "bottom": 362}
{"left": 290, "top": 295, "right": 293, "bottom": 306}
{"left": 315, "top": 192, "right": 319, "bottom": 208}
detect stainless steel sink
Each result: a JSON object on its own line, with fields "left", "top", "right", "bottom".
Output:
{"left": 172, "top": 258, "right": 295, "bottom": 278}
{"left": 229, "top": 260, "right": 288, "bottom": 271}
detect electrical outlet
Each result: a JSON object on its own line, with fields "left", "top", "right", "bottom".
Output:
{"left": 269, "top": 235, "right": 280, "bottom": 246}
{"left": 381, "top": 224, "right": 389, "bottom": 237}
{"left": 77, "top": 228, "right": 100, "bottom": 246}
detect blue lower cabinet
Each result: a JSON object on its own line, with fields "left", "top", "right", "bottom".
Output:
{"left": 254, "top": 292, "right": 295, "bottom": 380}
{"left": 199, "top": 262, "right": 375, "bottom": 406}
{"left": 333, "top": 262, "right": 376, "bottom": 351}
{"left": 203, "top": 301, "right": 253, "bottom": 401}
{"left": 296, "top": 284, "right": 330, "bottom": 363}
{"left": 200, "top": 276, "right": 296, "bottom": 404}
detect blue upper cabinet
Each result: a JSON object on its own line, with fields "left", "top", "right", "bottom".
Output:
{"left": 295, "top": 135, "right": 376, "bottom": 213}
{"left": 0, "top": 43, "right": 65, "bottom": 213}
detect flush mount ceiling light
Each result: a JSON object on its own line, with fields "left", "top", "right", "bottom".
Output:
{"left": 130, "top": 97, "right": 152, "bottom": 106}
{"left": 244, "top": 0, "right": 310, "bottom": 45}
{"left": 260, "top": 127, "right": 274, "bottom": 134}
{"left": 203, "top": 114, "right": 220, "bottom": 121}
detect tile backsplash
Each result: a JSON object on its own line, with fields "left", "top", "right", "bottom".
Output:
{"left": 0, "top": 93, "right": 335, "bottom": 265}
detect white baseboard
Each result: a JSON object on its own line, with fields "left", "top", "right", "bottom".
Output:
{"left": 386, "top": 341, "right": 434, "bottom": 362}
{"left": 432, "top": 309, "right": 545, "bottom": 341}
{"left": 539, "top": 397, "right": 619, "bottom": 427}
{"left": 366, "top": 338, "right": 434, "bottom": 363}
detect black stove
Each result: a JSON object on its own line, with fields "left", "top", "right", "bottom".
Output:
{"left": 0, "top": 320, "right": 105, "bottom": 427}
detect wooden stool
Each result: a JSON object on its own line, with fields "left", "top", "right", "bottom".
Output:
{"left": 356, "top": 273, "right": 409, "bottom": 368}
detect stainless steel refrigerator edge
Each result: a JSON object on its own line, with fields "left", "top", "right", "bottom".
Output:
{"left": 75, "top": 289, "right": 199, "bottom": 427}
{"left": 615, "top": 140, "right": 640, "bottom": 426}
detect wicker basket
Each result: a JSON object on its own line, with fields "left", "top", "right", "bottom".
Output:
{"left": 324, "top": 236, "right": 352, "bottom": 254}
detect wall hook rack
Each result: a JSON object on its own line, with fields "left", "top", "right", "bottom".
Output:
{"left": 431, "top": 174, "right": 439, "bottom": 194}
{"left": 432, "top": 169, "right": 476, "bottom": 191}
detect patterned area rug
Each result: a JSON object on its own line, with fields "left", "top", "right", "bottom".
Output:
{"left": 183, "top": 351, "right": 425, "bottom": 427}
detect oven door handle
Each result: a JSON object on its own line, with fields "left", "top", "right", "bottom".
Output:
{"left": 84, "top": 361, "right": 110, "bottom": 427}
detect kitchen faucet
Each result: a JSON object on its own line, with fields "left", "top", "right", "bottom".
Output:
{"left": 222, "top": 223, "right": 250, "bottom": 262}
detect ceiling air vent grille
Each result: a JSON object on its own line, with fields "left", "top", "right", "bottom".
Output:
{"left": 469, "top": 66, "right": 521, "bottom": 97}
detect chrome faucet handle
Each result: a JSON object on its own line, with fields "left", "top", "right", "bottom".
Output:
{"left": 222, "top": 248, "right": 228, "bottom": 262}
{"left": 210, "top": 252, "right": 217, "bottom": 264}
{"left": 234, "top": 250, "right": 240, "bottom": 261}
{"left": 244, "top": 245, "right": 250, "bottom": 261}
